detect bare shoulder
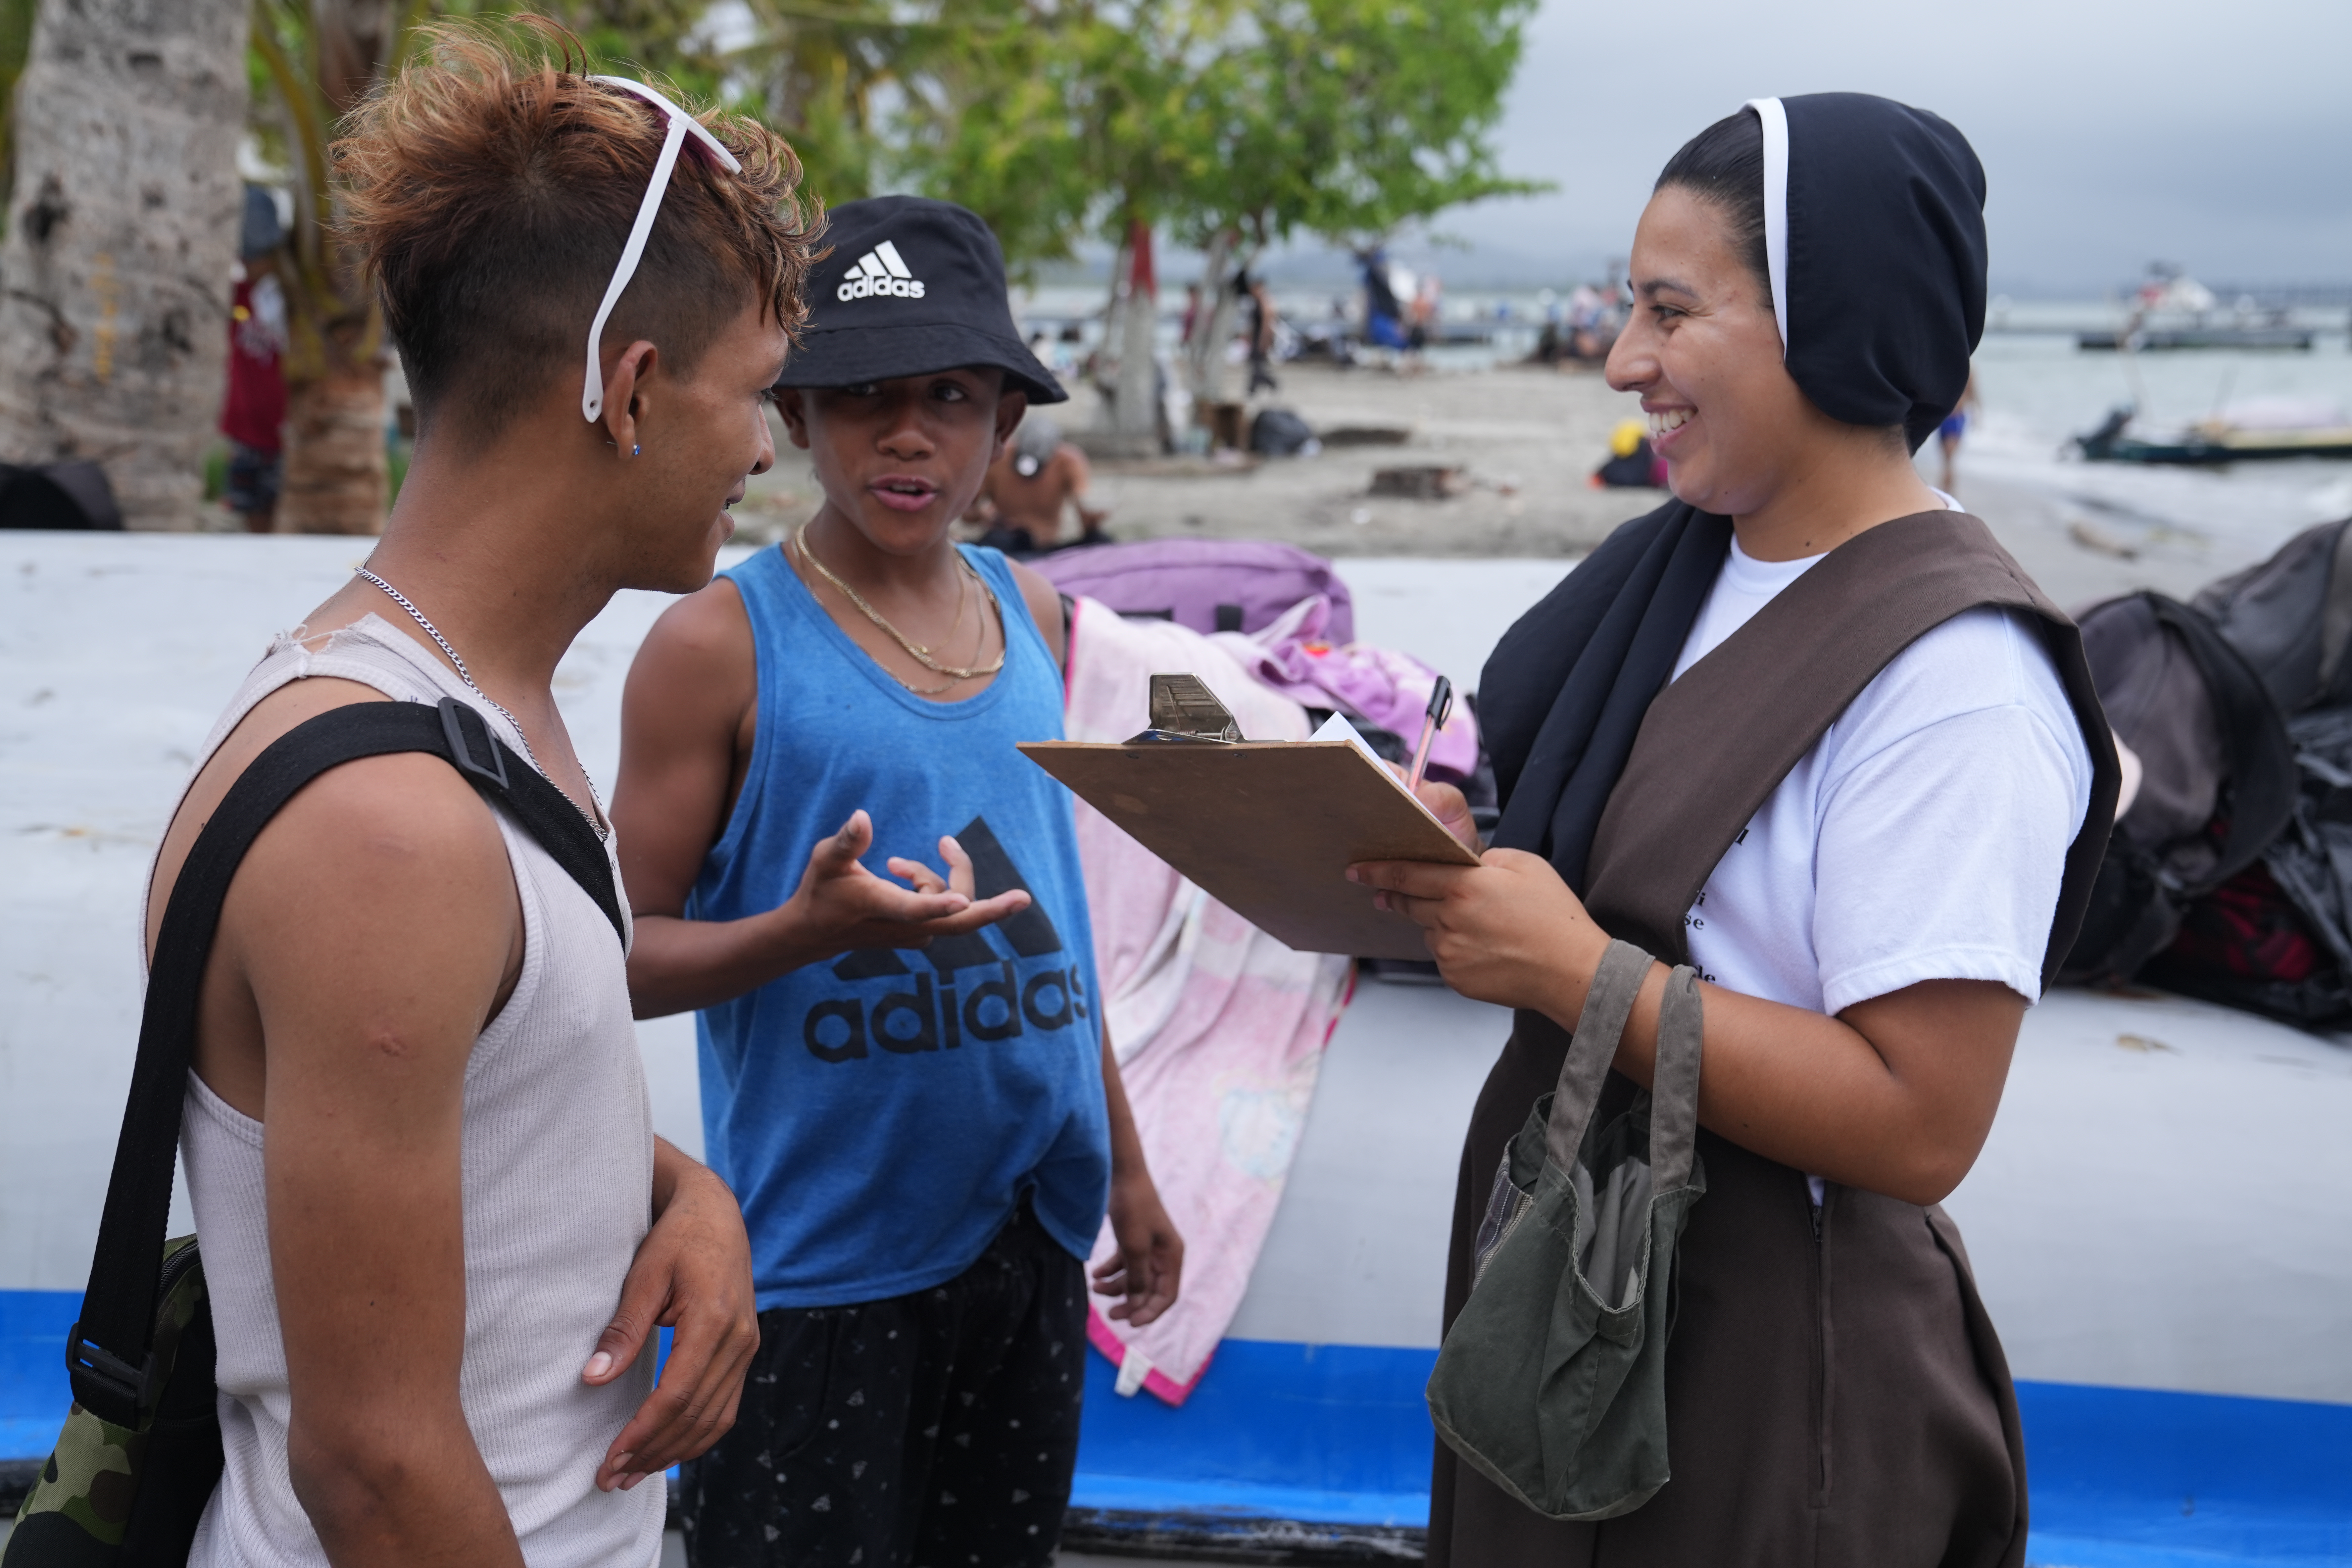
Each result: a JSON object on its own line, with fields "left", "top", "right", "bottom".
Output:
{"left": 1006, "top": 557, "right": 1068, "bottom": 668}
{"left": 251, "top": 747, "right": 513, "bottom": 906}
{"left": 630, "top": 575, "right": 756, "bottom": 713}
{"left": 222, "top": 745, "right": 521, "bottom": 1059}
{"left": 645, "top": 573, "right": 753, "bottom": 663}
{"left": 150, "top": 676, "right": 396, "bottom": 954}
{"left": 199, "top": 685, "right": 516, "bottom": 933}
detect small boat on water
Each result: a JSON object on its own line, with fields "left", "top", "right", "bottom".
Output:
{"left": 2075, "top": 268, "right": 2316, "bottom": 352}
{"left": 2077, "top": 399, "right": 2352, "bottom": 465}
{"left": 2079, "top": 324, "right": 2316, "bottom": 352}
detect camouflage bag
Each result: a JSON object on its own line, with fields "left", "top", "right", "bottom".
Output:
{"left": 5, "top": 1239, "right": 221, "bottom": 1564}
{"left": 6, "top": 700, "right": 627, "bottom": 1565}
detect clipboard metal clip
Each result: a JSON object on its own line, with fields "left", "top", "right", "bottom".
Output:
{"left": 1127, "top": 673, "right": 1242, "bottom": 744}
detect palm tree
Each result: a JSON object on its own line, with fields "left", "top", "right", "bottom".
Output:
{"left": 250, "top": 0, "right": 403, "bottom": 533}
{"left": 0, "top": 0, "right": 251, "bottom": 528}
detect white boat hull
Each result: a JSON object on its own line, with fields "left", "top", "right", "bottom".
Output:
{"left": 3, "top": 534, "right": 2346, "bottom": 1565}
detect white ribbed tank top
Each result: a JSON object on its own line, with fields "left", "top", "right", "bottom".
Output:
{"left": 164, "top": 617, "right": 664, "bottom": 1568}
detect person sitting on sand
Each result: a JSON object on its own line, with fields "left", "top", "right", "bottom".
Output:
{"left": 1593, "top": 416, "right": 1666, "bottom": 488}
{"left": 970, "top": 413, "right": 1109, "bottom": 553}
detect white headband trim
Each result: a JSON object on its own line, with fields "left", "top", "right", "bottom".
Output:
{"left": 1743, "top": 96, "right": 1790, "bottom": 357}
{"left": 581, "top": 76, "right": 744, "bottom": 424}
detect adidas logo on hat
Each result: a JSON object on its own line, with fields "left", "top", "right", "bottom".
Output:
{"left": 775, "top": 196, "right": 1067, "bottom": 403}
{"left": 837, "top": 240, "right": 926, "bottom": 302}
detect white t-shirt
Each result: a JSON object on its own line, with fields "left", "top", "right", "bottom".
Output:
{"left": 1670, "top": 533, "right": 2095, "bottom": 1022}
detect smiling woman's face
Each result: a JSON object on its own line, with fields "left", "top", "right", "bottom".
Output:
{"left": 1605, "top": 186, "right": 1818, "bottom": 517}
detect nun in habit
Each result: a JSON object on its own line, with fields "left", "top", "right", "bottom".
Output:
{"left": 1353, "top": 96, "right": 2121, "bottom": 1565}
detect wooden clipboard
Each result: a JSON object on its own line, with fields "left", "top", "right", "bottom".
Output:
{"left": 1018, "top": 738, "right": 1480, "bottom": 960}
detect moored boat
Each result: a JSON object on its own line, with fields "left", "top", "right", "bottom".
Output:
{"left": 2, "top": 534, "right": 2347, "bottom": 1565}
{"left": 2078, "top": 325, "right": 2315, "bottom": 351}
{"left": 2077, "top": 266, "right": 2317, "bottom": 352}
{"left": 2077, "top": 402, "right": 2352, "bottom": 465}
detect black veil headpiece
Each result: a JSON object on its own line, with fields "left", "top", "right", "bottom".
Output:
{"left": 1481, "top": 94, "right": 1988, "bottom": 883}
{"left": 1749, "top": 92, "right": 1988, "bottom": 453}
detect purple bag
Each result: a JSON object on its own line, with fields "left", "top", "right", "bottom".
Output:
{"left": 1029, "top": 539, "right": 1355, "bottom": 646}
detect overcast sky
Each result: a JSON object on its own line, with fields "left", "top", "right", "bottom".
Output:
{"left": 1417, "top": 0, "right": 2351, "bottom": 296}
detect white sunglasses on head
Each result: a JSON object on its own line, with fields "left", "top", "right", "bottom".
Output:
{"left": 580, "top": 75, "right": 744, "bottom": 424}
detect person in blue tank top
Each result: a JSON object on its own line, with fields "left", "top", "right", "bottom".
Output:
{"left": 610, "top": 196, "right": 1183, "bottom": 1568}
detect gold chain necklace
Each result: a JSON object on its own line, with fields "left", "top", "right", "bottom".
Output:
{"left": 794, "top": 524, "right": 1006, "bottom": 695}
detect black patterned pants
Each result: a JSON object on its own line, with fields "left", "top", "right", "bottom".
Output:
{"left": 680, "top": 1206, "right": 1089, "bottom": 1568}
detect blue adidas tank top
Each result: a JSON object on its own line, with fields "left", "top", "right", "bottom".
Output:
{"left": 691, "top": 543, "right": 1109, "bottom": 1309}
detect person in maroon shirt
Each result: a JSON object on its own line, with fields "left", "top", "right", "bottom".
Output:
{"left": 222, "top": 185, "right": 288, "bottom": 533}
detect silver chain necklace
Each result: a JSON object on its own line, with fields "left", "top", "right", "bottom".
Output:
{"left": 355, "top": 569, "right": 608, "bottom": 838}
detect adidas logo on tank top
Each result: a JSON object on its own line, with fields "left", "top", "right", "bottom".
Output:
{"left": 837, "top": 239, "right": 925, "bottom": 302}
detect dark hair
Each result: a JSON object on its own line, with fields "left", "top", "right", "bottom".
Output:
{"left": 336, "top": 19, "right": 823, "bottom": 447}
{"left": 1655, "top": 108, "right": 1770, "bottom": 306}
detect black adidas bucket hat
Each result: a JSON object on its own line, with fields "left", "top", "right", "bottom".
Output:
{"left": 774, "top": 195, "right": 1067, "bottom": 404}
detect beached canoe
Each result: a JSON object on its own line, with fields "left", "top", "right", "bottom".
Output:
{"left": 2077, "top": 408, "right": 2352, "bottom": 465}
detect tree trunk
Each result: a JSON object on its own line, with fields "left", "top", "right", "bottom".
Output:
{"left": 0, "top": 0, "right": 249, "bottom": 530}
{"left": 271, "top": 0, "right": 397, "bottom": 535}
{"left": 313, "top": 0, "right": 394, "bottom": 112}
{"left": 1092, "top": 230, "right": 1129, "bottom": 408}
{"left": 1111, "top": 218, "right": 1160, "bottom": 450}
{"left": 1, "top": 0, "right": 37, "bottom": 221}
{"left": 279, "top": 359, "right": 385, "bottom": 533}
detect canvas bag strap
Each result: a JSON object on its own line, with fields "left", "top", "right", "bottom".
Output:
{"left": 1582, "top": 510, "right": 2119, "bottom": 971}
{"left": 1542, "top": 939, "right": 1654, "bottom": 1172}
{"left": 1647, "top": 966, "right": 1704, "bottom": 1191}
{"left": 67, "top": 698, "right": 622, "bottom": 1426}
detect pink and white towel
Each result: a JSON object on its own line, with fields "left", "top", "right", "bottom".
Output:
{"left": 1062, "top": 597, "right": 1356, "bottom": 1405}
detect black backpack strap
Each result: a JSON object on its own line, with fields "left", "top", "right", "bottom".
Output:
{"left": 68, "top": 697, "right": 623, "bottom": 1424}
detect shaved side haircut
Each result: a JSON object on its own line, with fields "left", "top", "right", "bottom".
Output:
{"left": 336, "top": 19, "right": 824, "bottom": 446}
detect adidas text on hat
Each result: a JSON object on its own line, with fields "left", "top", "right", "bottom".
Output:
{"left": 837, "top": 240, "right": 925, "bottom": 302}
{"left": 776, "top": 196, "right": 1066, "bottom": 402}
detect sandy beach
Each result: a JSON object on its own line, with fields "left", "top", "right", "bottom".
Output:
{"left": 734, "top": 353, "right": 2352, "bottom": 612}
{"left": 737, "top": 359, "right": 1651, "bottom": 558}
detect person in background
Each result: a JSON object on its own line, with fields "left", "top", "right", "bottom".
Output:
{"left": 1240, "top": 269, "right": 1279, "bottom": 395}
{"left": 222, "top": 185, "right": 289, "bottom": 533}
{"left": 1179, "top": 280, "right": 1204, "bottom": 348}
{"left": 1938, "top": 368, "right": 1979, "bottom": 491}
{"left": 972, "top": 411, "right": 1110, "bottom": 554}
{"left": 1409, "top": 271, "right": 1443, "bottom": 352}
{"left": 1358, "top": 247, "right": 1408, "bottom": 352}
{"left": 1592, "top": 416, "right": 1665, "bottom": 488}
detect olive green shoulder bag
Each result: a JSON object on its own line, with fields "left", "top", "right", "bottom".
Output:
{"left": 1425, "top": 939, "right": 1707, "bottom": 1520}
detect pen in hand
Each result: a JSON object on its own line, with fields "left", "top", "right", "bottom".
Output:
{"left": 1405, "top": 675, "right": 1454, "bottom": 795}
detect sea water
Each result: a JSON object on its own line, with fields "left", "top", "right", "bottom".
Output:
{"left": 1017, "top": 280, "right": 2352, "bottom": 577}
{"left": 1961, "top": 327, "right": 2352, "bottom": 570}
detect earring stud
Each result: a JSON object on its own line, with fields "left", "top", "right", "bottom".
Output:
{"left": 632, "top": 444, "right": 641, "bottom": 458}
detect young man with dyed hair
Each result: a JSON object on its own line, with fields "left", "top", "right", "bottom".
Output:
{"left": 613, "top": 195, "right": 1184, "bottom": 1568}
{"left": 142, "top": 23, "right": 818, "bottom": 1565}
